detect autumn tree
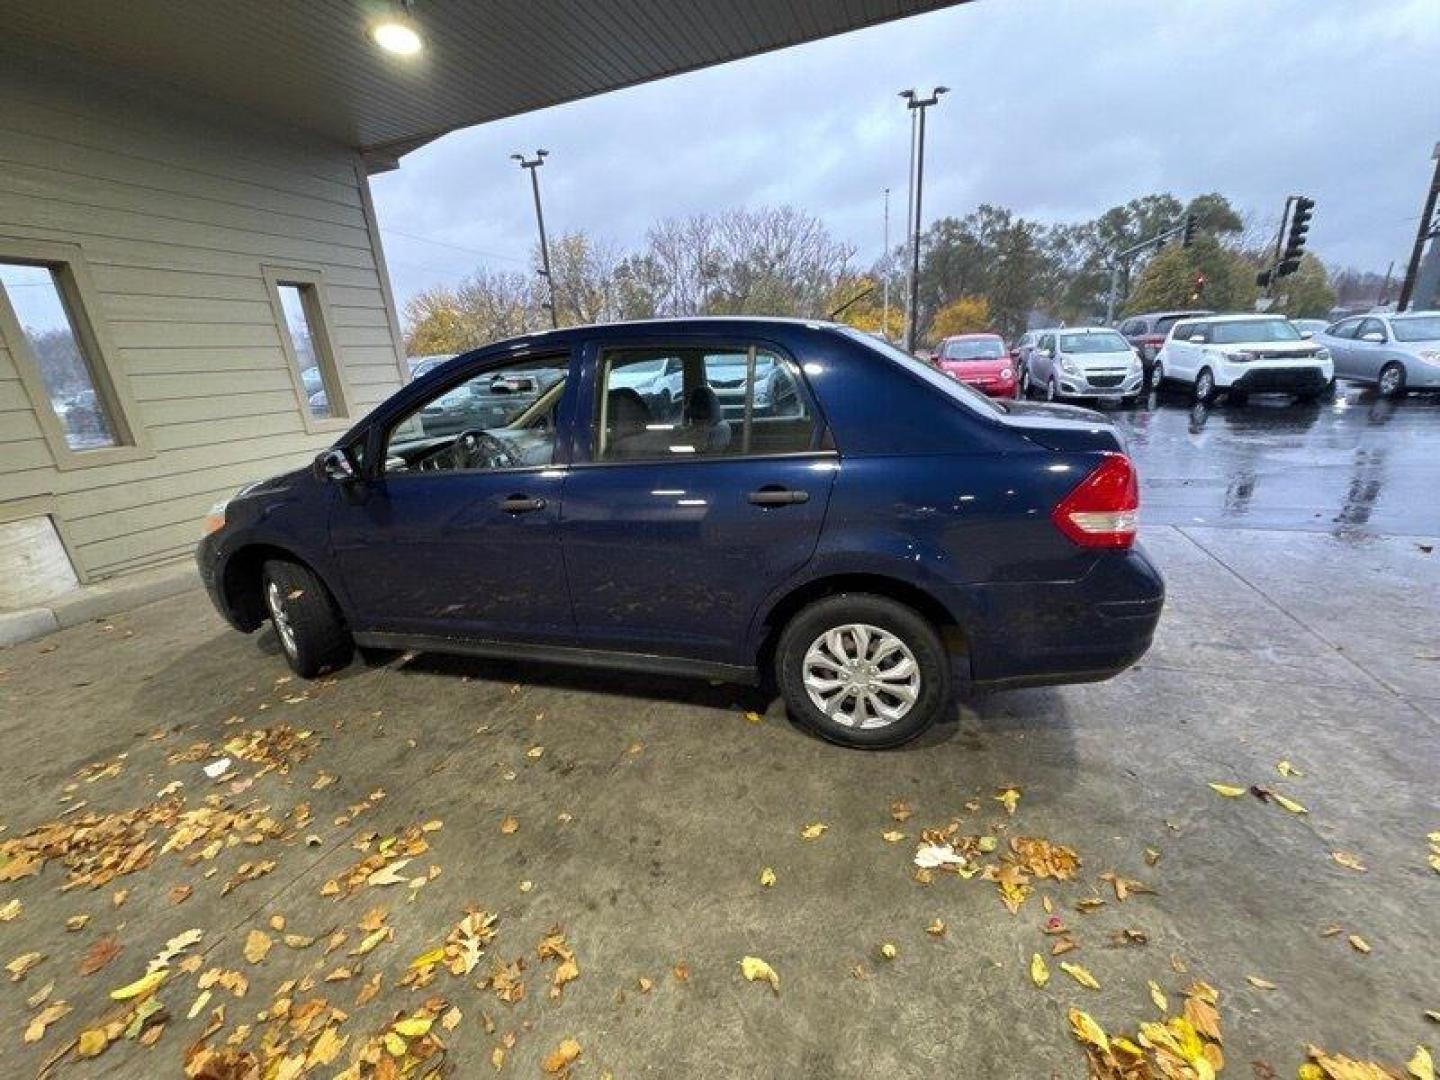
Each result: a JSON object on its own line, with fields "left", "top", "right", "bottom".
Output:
{"left": 929, "top": 295, "right": 991, "bottom": 340}
{"left": 1275, "top": 253, "right": 1337, "bottom": 318}
{"left": 1121, "top": 235, "right": 1258, "bottom": 316}
{"left": 403, "top": 269, "right": 544, "bottom": 355}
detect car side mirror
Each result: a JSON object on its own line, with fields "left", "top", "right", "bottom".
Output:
{"left": 1361, "top": 331, "right": 1385, "bottom": 343}
{"left": 313, "top": 448, "right": 356, "bottom": 483}
{"left": 1300, "top": 330, "right": 1314, "bottom": 339}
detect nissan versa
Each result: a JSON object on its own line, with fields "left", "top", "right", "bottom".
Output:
{"left": 197, "top": 319, "right": 1164, "bottom": 748}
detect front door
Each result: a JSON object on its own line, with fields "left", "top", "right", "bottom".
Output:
{"left": 328, "top": 350, "right": 576, "bottom": 642}
{"left": 561, "top": 340, "right": 836, "bottom": 665}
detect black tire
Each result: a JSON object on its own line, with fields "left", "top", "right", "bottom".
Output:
{"left": 1378, "top": 362, "right": 1406, "bottom": 398}
{"left": 1194, "top": 367, "right": 1215, "bottom": 405}
{"left": 1046, "top": 377, "right": 1058, "bottom": 402}
{"left": 775, "top": 593, "right": 951, "bottom": 749}
{"left": 261, "top": 559, "right": 353, "bottom": 678}
{"left": 1019, "top": 368, "right": 1030, "bottom": 397}
{"left": 1151, "top": 359, "right": 1165, "bottom": 388}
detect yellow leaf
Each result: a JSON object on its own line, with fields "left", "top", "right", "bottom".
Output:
{"left": 1348, "top": 934, "right": 1371, "bottom": 954}
{"left": 882, "top": 830, "right": 906, "bottom": 843}
{"left": 1060, "top": 961, "right": 1100, "bottom": 989}
{"left": 1271, "top": 792, "right": 1307, "bottom": 814}
{"left": 77, "top": 1028, "right": 110, "bottom": 1057}
{"left": 1409, "top": 1045, "right": 1435, "bottom": 1080}
{"left": 1429, "top": 853, "right": 1440, "bottom": 875}
{"left": 491, "top": 1047, "right": 506, "bottom": 1071}
{"left": 1277, "top": 760, "right": 1303, "bottom": 777}
{"left": 1331, "top": 851, "right": 1367, "bottom": 872}
{"left": 526, "top": 745, "right": 544, "bottom": 759}
{"left": 800, "top": 823, "right": 827, "bottom": 840}
{"left": 995, "top": 787, "right": 1020, "bottom": 815}
{"left": 744, "top": 710, "right": 763, "bottom": 724}
{"left": 383, "top": 1031, "right": 407, "bottom": 1057}
{"left": 499, "top": 816, "right": 519, "bottom": 835}
{"left": 349, "top": 928, "right": 389, "bottom": 957}
{"left": 1148, "top": 979, "right": 1168, "bottom": 1012}
{"left": 1298, "top": 1065, "right": 1324, "bottom": 1080}
{"left": 926, "top": 918, "right": 946, "bottom": 937}
{"left": 739, "top": 955, "right": 780, "bottom": 994}
{"left": 542, "top": 1038, "right": 582, "bottom": 1074}
{"left": 880, "top": 942, "right": 898, "bottom": 960}
{"left": 1246, "top": 975, "right": 1277, "bottom": 990}
{"left": 1030, "top": 953, "right": 1049, "bottom": 987}
{"left": 393, "top": 1015, "right": 433, "bottom": 1038}
{"left": 759, "top": 867, "right": 776, "bottom": 887}
{"left": 408, "top": 946, "right": 446, "bottom": 969}
{"left": 1208, "top": 783, "right": 1246, "bottom": 798}
{"left": 109, "top": 968, "right": 166, "bottom": 1001}
{"left": 243, "top": 930, "right": 272, "bottom": 964}
{"left": 1067, "top": 1008, "right": 1110, "bottom": 1054}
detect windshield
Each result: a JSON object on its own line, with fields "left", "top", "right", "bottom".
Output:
{"left": 1059, "top": 332, "right": 1129, "bottom": 354}
{"left": 1391, "top": 316, "right": 1440, "bottom": 342}
{"left": 839, "top": 328, "right": 1003, "bottom": 416}
{"left": 1210, "top": 319, "right": 1302, "bottom": 344}
{"left": 946, "top": 339, "right": 1005, "bottom": 361}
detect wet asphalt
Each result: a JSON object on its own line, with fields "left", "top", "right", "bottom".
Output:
{"left": 1098, "top": 383, "right": 1440, "bottom": 538}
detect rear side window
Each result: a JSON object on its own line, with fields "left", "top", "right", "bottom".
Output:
{"left": 1154, "top": 315, "right": 1186, "bottom": 337}
{"left": 595, "top": 345, "right": 817, "bottom": 462}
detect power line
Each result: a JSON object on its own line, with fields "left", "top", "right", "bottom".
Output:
{"left": 379, "top": 226, "right": 528, "bottom": 264}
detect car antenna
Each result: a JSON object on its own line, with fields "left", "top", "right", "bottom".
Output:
{"left": 828, "top": 284, "right": 876, "bottom": 320}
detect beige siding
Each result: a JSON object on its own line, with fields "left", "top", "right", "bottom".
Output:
{"left": 0, "top": 64, "right": 407, "bottom": 585}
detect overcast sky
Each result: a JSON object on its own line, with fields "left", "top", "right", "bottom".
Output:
{"left": 370, "top": 0, "right": 1439, "bottom": 313}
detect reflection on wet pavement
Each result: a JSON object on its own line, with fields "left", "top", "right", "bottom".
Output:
{"left": 1104, "top": 385, "right": 1440, "bottom": 537}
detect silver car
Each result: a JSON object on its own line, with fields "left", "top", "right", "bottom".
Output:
{"left": 1024, "top": 327, "right": 1144, "bottom": 404}
{"left": 1316, "top": 312, "right": 1440, "bottom": 395}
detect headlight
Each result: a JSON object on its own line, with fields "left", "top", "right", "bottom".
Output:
{"left": 1225, "top": 350, "right": 1256, "bottom": 364}
{"left": 1001, "top": 368, "right": 1013, "bottom": 380}
{"left": 1128, "top": 354, "right": 1142, "bottom": 371}
{"left": 1314, "top": 347, "right": 1331, "bottom": 362}
{"left": 1059, "top": 356, "right": 1079, "bottom": 374}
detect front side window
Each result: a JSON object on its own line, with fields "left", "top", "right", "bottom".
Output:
{"left": 595, "top": 346, "right": 817, "bottom": 462}
{"left": 1355, "top": 318, "right": 1387, "bottom": 342}
{"left": 0, "top": 260, "right": 121, "bottom": 451}
{"left": 383, "top": 355, "right": 568, "bottom": 474}
{"left": 1327, "top": 318, "right": 1361, "bottom": 339}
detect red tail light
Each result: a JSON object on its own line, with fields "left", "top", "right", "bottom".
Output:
{"left": 1051, "top": 453, "right": 1139, "bottom": 549}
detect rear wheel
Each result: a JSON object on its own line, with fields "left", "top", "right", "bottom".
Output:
{"left": 1194, "top": 367, "right": 1215, "bottom": 404}
{"left": 1378, "top": 362, "right": 1406, "bottom": 397}
{"left": 775, "top": 594, "right": 950, "bottom": 749}
{"left": 1151, "top": 358, "right": 1165, "bottom": 387}
{"left": 261, "top": 559, "right": 353, "bottom": 678}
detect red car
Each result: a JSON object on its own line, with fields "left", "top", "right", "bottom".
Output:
{"left": 933, "top": 333, "right": 1017, "bottom": 397}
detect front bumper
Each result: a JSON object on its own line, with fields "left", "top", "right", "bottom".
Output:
{"left": 1056, "top": 369, "right": 1144, "bottom": 399}
{"left": 1224, "top": 365, "right": 1329, "bottom": 394}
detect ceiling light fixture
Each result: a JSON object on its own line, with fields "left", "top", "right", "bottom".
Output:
{"left": 372, "top": 19, "right": 422, "bottom": 55}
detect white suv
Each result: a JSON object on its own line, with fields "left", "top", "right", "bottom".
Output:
{"left": 1154, "top": 314, "right": 1334, "bottom": 404}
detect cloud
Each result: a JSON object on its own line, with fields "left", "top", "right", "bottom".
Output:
{"left": 371, "top": 0, "right": 1440, "bottom": 310}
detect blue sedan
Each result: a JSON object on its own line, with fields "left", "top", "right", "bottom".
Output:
{"left": 198, "top": 318, "right": 1163, "bottom": 748}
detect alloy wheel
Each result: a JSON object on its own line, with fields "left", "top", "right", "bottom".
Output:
{"left": 1196, "top": 370, "right": 1214, "bottom": 401}
{"left": 801, "top": 624, "right": 921, "bottom": 730}
{"left": 1378, "top": 364, "right": 1403, "bottom": 396}
{"left": 265, "top": 579, "right": 298, "bottom": 658}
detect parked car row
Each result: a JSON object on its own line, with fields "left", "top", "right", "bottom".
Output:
{"left": 926, "top": 308, "right": 1439, "bottom": 408}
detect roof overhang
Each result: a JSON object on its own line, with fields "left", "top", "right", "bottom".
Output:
{"left": 2, "top": 0, "right": 963, "bottom": 166}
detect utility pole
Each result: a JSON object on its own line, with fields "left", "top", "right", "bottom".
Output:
{"left": 882, "top": 188, "right": 891, "bottom": 341}
{"left": 1396, "top": 142, "right": 1440, "bottom": 313}
{"left": 511, "top": 149, "right": 558, "bottom": 328}
{"left": 1104, "top": 214, "right": 1193, "bottom": 323}
{"left": 899, "top": 87, "right": 948, "bottom": 354}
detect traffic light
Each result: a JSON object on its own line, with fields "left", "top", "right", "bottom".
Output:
{"left": 1182, "top": 213, "right": 1198, "bottom": 248}
{"left": 1256, "top": 268, "right": 1272, "bottom": 288}
{"left": 1189, "top": 272, "right": 1207, "bottom": 302}
{"left": 1278, "top": 196, "right": 1315, "bottom": 278}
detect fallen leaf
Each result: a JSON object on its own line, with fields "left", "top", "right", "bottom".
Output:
{"left": 110, "top": 968, "right": 166, "bottom": 1000}
{"left": 526, "top": 746, "right": 545, "bottom": 759}
{"left": 168, "top": 885, "right": 193, "bottom": 905}
{"left": 65, "top": 915, "right": 90, "bottom": 932}
{"left": 926, "top": 918, "right": 946, "bottom": 937}
{"left": 1271, "top": 792, "right": 1308, "bottom": 815}
{"left": 638, "top": 975, "right": 653, "bottom": 993}
{"left": 1148, "top": 979, "right": 1168, "bottom": 1012}
{"left": 1411, "top": 1046, "right": 1435, "bottom": 1080}
{"left": 1030, "top": 953, "right": 1050, "bottom": 987}
{"left": 800, "top": 823, "right": 827, "bottom": 840}
{"left": 7, "top": 951, "right": 44, "bottom": 981}
{"left": 393, "top": 1015, "right": 432, "bottom": 1038}
{"left": 542, "top": 1038, "right": 583, "bottom": 1074}
{"left": 499, "top": 816, "right": 520, "bottom": 835}
{"left": 1331, "top": 851, "right": 1367, "bottom": 872}
{"left": 1068, "top": 1008, "right": 1110, "bottom": 1054}
{"left": 24, "top": 1001, "right": 71, "bottom": 1043}
{"left": 995, "top": 787, "right": 1021, "bottom": 815}
{"left": 890, "top": 799, "right": 912, "bottom": 822}
{"left": 1348, "top": 934, "right": 1371, "bottom": 954}
{"left": 25, "top": 980, "right": 53, "bottom": 1008}
{"left": 1060, "top": 961, "right": 1100, "bottom": 989}
{"left": 80, "top": 934, "right": 121, "bottom": 976}
{"left": 744, "top": 710, "right": 763, "bottom": 724}
{"left": 880, "top": 942, "right": 898, "bottom": 960}
{"left": 1208, "top": 783, "right": 1246, "bottom": 798}
{"left": 77, "top": 1027, "right": 110, "bottom": 1057}
{"left": 355, "top": 973, "right": 382, "bottom": 1006}
{"left": 0, "top": 898, "right": 20, "bottom": 921}
{"left": 1277, "top": 760, "right": 1304, "bottom": 777}
{"left": 882, "top": 830, "right": 906, "bottom": 843}
{"left": 243, "top": 930, "right": 272, "bottom": 964}
{"left": 739, "top": 955, "right": 780, "bottom": 994}
{"left": 1246, "top": 975, "right": 1277, "bottom": 990}
{"left": 759, "top": 867, "right": 776, "bottom": 887}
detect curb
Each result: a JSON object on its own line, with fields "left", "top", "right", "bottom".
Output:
{"left": 0, "top": 560, "right": 200, "bottom": 647}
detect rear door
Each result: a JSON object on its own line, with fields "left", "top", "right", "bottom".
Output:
{"left": 560, "top": 338, "right": 836, "bottom": 665}
{"left": 1350, "top": 318, "right": 1390, "bottom": 381}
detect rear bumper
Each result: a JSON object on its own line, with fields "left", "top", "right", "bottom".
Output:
{"left": 964, "top": 545, "right": 1164, "bottom": 690}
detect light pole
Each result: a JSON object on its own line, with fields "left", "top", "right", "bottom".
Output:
{"left": 511, "top": 149, "right": 558, "bottom": 328}
{"left": 900, "top": 87, "right": 948, "bottom": 354}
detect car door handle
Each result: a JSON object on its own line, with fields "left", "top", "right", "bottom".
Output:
{"left": 499, "top": 495, "right": 547, "bottom": 513}
{"left": 748, "top": 488, "right": 809, "bottom": 506}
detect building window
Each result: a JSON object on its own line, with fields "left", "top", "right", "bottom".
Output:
{"left": 0, "top": 242, "right": 148, "bottom": 469}
{"left": 264, "top": 268, "right": 347, "bottom": 427}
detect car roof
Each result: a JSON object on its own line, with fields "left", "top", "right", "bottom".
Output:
{"left": 1056, "top": 326, "right": 1123, "bottom": 333}
{"left": 1137, "top": 309, "right": 1213, "bottom": 320}
{"left": 1183, "top": 313, "right": 1288, "bottom": 324}
{"left": 944, "top": 332, "right": 1002, "bottom": 340}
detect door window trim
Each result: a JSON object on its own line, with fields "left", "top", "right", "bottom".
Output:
{"left": 575, "top": 337, "right": 832, "bottom": 468}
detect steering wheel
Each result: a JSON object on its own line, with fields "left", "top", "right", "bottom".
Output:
{"left": 450, "top": 429, "right": 518, "bottom": 471}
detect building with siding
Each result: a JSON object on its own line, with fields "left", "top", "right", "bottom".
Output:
{"left": 0, "top": 0, "right": 950, "bottom": 612}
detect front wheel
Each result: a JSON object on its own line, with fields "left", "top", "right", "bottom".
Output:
{"left": 1151, "top": 359, "right": 1165, "bottom": 387}
{"left": 261, "top": 559, "right": 353, "bottom": 678}
{"left": 1019, "top": 368, "right": 1031, "bottom": 397}
{"left": 1194, "top": 367, "right": 1215, "bottom": 405}
{"left": 775, "top": 594, "right": 951, "bottom": 749}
